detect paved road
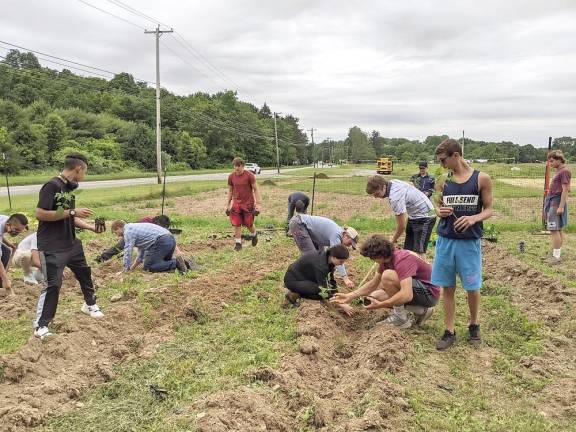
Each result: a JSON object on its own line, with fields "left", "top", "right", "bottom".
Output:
{"left": 0, "top": 167, "right": 308, "bottom": 197}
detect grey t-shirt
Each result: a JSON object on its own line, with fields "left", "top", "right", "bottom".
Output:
{"left": 388, "top": 180, "right": 434, "bottom": 219}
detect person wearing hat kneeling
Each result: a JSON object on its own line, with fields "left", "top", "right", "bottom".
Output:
{"left": 288, "top": 212, "right": 358, "bottom": 288}
{"left": 330, "top": 234, "right": 439, "bottom": 328}
{"left": 284, "top": 244, "right": 354, "bottom": 316}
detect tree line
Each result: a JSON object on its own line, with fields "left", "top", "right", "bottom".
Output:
{"left": 1, "top": 50, "right": 573, "bottom": 175}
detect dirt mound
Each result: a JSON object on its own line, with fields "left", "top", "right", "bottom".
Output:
{"left": 180, "top": 301, "right": 410, "bottom": 431}
{"left": 314, "top": 172, "right": 329, "bottom": 179}
{"left": 261, "top": 179, "right": 277, "bottom": 186}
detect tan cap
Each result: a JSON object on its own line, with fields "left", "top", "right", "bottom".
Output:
{"left": 343, "top": 226, "right": 359, "bottom": 249}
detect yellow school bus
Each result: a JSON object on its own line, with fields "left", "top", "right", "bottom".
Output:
{"left": 376, "top": 157, "right": 393, "bottom": 175}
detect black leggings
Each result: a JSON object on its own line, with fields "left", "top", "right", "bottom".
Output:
{"left": 284, "top": 277, "right": 336, "bottom": 301}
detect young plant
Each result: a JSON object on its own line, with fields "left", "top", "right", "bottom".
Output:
{"left": 54, "top": 191, "right": 75, "bottom": 216}
{"left": 94, "top": 216, "right": 106, "bottom": 233}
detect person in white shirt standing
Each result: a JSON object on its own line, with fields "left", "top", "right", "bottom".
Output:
{"left": 366, "top": 175, "right": 436, "bottom": 259}
{"left": 12, "top": 232, "right": 43, "bottom": 285}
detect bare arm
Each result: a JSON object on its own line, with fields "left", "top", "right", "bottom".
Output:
{"left": 334, "top": 272, "right": 381, "bottom": 303}
{"left": 558, "top": 184, "right": 569, "bottom": 213}
{"left": 390, "top": 213, "right": 406, "bottom": 244}
{"left": 226, "top": 186, "right": 234, "bottom": 209}
{"left": 252, "top": 182, "right": 262, "bottom": 209}
{"left": 74, "top": 218, "right": 96, "bottom": 232}
{"left": 367, "top": 277, "right": 413, "bottom": 309}
{"left": 475, "top": 172, "right": 493, "bottom": 223}
{"left": 36, "top": 207, "right": 72, "bottom": 222}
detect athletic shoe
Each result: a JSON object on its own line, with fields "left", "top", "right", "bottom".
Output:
{"left": 234, "top": 242, "right": 242, "bottom": 252}
{"left": 184, "top": 257, "right": 201, "bottom": 271}
{"left": 81, "top": 303, "right": 104, "bottom": 318}
{"left": 23, "top": 274, "right": 39, "bottom": 285}
{"left": 175, "top": 256, "right": 188, "bottom": 273}
{"left": 436, "top": 330, "right": 456, "bottom": 351}
{"left": 377, "top": 313, "right": 412, "bottom": 329}
{"left": 34, "top": 326, "right": 53, "bottom": 339}
{"left": 414, "top": 307, "right": 435, "bottom": 327}
{"left": 543, "top": 256, "right": 562, "bottom": 265}
{"left": 251, "top": 234, "right": 259, "bottom": 247}
{"left": 284, "top": 291, "right": 301, "bottom": 308}
{"left": 468, "top": 324, "right": 481, "bottom": 346}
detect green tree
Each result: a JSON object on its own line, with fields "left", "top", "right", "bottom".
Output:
{"left": 45, "top": 113, "right": 67, "bottom": 156}
{"left": 346, "top": 126, "right": 375, "bottom": 161}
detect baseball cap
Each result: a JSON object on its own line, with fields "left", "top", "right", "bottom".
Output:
{"left": 343, "top": 226, "right": 359, "bottom": 249}
{"left": 419, "top": 161, "right": 428, "bottom": 168}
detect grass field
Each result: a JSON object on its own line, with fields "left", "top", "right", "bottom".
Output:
{"left": 0, "top": 164, "right": 574, "bottom": 431}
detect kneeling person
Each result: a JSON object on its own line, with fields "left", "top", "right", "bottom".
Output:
{"left": 112, "top": 220, "right": 186, "bottom": 273}
{"left": 284, "top": 244, "right": 353, "bottom": 316}
{"left": 12, "top": 232, "right": 43, "bottom": 284}
{"left": 331, "top": 234, "right": 439, "bottom": 328}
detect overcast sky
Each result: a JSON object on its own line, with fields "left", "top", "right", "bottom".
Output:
{"left": 1, "top": 0, "right": 575, "bottom": 146}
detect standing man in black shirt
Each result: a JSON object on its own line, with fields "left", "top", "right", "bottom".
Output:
{"left": 410, "top": 162, "right": 435, "bottom": 198}
{"left": 33, "top": 154, "right": 105, "bottom": 339}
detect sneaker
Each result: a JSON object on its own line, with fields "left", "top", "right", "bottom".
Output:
{"left": 184, "top": 257, "right": 201, "bottom": 271}
{"left": 284, "top": 291, "right": 301, "bottom": 308}
{"left": 175, "top": 256, "right": 188, "bottom": 273}
{"left": 414, "top": 307, "right": 435, "bottom": 327}
{"left": 23, "top": 274, "right": 39, "bottom": 285}
{"left": 543, "top": 256, "right": 562, "bottom": 265}
{"left": 436, "top": 330, "right": 456, "bottom": 351}
{"left": 251, "top": 234, "right": 259, "bottom": 247}
{"left": 378, "top": 313, "right": 412, "bottom": 329}
{"left": 34, "top": 326, "right": 53, "bottom": 339}
{"left": 468, "top": 324, "right": 481, "bottom": 346}
{"left": 234, "top": 242, "right": 242, "bottom": 252}
{"left": 81, "top": 303, "right": 104, "bottom": 318}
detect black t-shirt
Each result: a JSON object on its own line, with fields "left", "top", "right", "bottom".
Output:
{"left": 284, "top": 250, "right": 336, "bottom": 288}
{"left": 37, "top": 177, "right": 77, "bottom": 252}
{"left": 288, "top": 191, "right": 310, "bottom": 206}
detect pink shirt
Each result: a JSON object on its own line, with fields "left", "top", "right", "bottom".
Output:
{"left": 379, "top": 249, "right": 440, "bottom": 298}
{"left": 549, "top": 167, "right": 571, "bottom": 196}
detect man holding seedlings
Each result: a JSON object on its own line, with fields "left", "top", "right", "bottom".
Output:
{"left": 286, "top": 191, "right": 310, "bottom": 234}
{"left": 432, "top": 138, "right": 493, "bottom": 350}
{"left": 226, "top": 157, "right": 262, "bottom": 251}
{"left": 288, "top": 213, "right": 358, "bottom": 288}
{"left": 34, "top": 154, "right": 105, "bottom": 339}
{"left": 366, "top": 175, "right": 436, "bottom": 258}
{"left": 331, "top": 235, "right": 439, "bottom": 328}
{"left": 111, "top": 220, "right": 187, "bottom": 273}
{"left": 284, "top": 244, "right": 354, "bottom": 316}
{"left": 544, "top": 150, "right": 571, "bottom": 265}
{"left": 0, "top": 213, "right": 29, "bottom": 295}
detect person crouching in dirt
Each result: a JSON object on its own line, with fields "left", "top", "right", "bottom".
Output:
{"left": 111, "top": 220, "right": 188, "bottom": 274}
{"left": 288, "top": 212, "right": 358, "bottom": 289}
{"left": 284, "top": 244, "right": 354, "bottom": 316}
{"left": 11, "top": 232, "right": 44, "bottom": 285}
{"left": 96, "top": 215, "right": 171, "bottom": 263}
{"left": 0, "top": 213, "right": 29, "bottom": 295}
{"left": 286, "top": 191, "right": 310, "bottom": 234}
{"left": 226, "top": 157, "right": 262, "bottom": 251}
{"left": 330, "top": 234, "right": 439, "bottom": 328}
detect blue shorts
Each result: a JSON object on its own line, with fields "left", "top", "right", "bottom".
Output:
{"left": 431, "top": 236, "right": 482, "bottom": 291}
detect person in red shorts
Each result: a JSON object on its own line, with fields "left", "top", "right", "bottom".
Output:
{"left": 226, "top": 157, "right": 262, "bottom": 251}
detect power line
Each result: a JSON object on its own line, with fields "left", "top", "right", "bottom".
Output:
{"left": 104, "top": 0, "right": 171, "bottom": 28}
{"left": 75, "top": 0, "right": 146, "bottom": 30}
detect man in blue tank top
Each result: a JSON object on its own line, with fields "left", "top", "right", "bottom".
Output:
{"left": 432, "top": 139, "right": 493, "bottom": 350}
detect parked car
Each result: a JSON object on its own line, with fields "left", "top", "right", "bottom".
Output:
{"left": 245, "top": 163, "right": 261, "bottom": 174}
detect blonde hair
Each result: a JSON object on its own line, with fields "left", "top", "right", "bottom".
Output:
{"left": 548, "top": 150, "right": 566, "bottom": 164}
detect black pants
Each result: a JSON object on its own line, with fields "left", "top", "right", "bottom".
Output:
{"left": 35, "top": 240, "right": 96, "bottom": 328}
{"left": 1, "top": 243, "right": 12, "bottom": 287}
{"left": 97, "top": 238, "right": 125, "bottom": 262}
{"left": 286, "top": 201, "right": 309, "bottom": 231}
{"left": 284, "top": 276, "right": 336, "bottom": 301}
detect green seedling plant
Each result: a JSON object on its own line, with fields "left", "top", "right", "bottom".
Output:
{"left": 54, "top": 191, "right": 75, "bottom": 215}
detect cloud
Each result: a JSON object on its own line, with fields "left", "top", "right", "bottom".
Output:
{"left": 1, "top": 0, "right": 575, "bottom": 145}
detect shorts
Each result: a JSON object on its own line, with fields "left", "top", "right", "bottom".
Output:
{"left": 406, "top": 279, "right": 439, "bottom": 308}
{"left": 431, "top": 236, "right": 482, "bottom": 291}
{"left": 229, "top": 202, "right": 255, "bottom": 228}
{"left": 546, "top": 204, "right": 568, "bottom": 231}
{"left": 404, "top": 217, "right": 436, "bottom": 253}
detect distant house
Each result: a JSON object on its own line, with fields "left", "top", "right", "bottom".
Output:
{"left": 475, "top": 159, "right": 488, "bottom": 163}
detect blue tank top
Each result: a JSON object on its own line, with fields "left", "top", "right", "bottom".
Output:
{"left": 437, "top": 170, "right": 483, "bottom": 239}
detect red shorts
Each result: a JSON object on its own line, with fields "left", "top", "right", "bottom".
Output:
{"left": 229, "top": 202, "right": 255, "bottom": 228}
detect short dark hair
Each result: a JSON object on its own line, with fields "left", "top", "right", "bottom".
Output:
{"left": 366, "top": 175, "right": 388, "bottom": 195}
{"left": 64, "top": 153, "right": 88, "bottom": 170}
{"left": 295, "top": 200, "right": 307, "bottom": 213}
{"left": 435, "top": 139, "right": 462, "bottom": 157}
{"left": 152, "top": 215, "right": 171, "bottom": 228}
{"left": 360, "top": 234, "right": 393, "bottom": 260}
{"left": 8, "top": 213, "right": 28, "bottom": 228}
{"left": 419, "top": 161, "right": 428, "bottom": 168}
{"left": 232, "top": 157, "right": 244, "bottom": 167}
{"left": 327, "top": 244, "right": 349, "bottom": 260}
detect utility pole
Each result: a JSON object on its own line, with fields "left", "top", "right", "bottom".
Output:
{"left": 273, "top": 112, "right": 281, "bottom": 173}
{"left": 308, "top": 128, "right": 317, "bottom": 166}
{"left": 145, "top": 25, "right": 173, "bottom": 184}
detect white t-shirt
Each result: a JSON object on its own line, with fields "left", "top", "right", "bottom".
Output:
{"left": 388, "top": 180, "right": 434, "bottom": 219}
{"left": 17, "top": 232, "right": 38, "bottom": 252}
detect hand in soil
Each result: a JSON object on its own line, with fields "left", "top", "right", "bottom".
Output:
{"left": 335, "top": 302, "right": 355, "bottom": 316}
{"left": 329, "top": 292, "right": 352, "bottom": 304}
{"left": 343, "top": 277, "right": 355, "bottom": 289}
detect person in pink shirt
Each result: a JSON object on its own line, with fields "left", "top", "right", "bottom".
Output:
{"left": 331, "top": 234, "right": 439, "bottom": 328}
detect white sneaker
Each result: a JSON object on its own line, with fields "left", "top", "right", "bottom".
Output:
{"left": 81, "top": 303, "right": 104, "bottom": 318}
{"left": 377, "top": 313, "right": 412, "bottom": 329}
{"left": 23, "top": 274, "right": 39, "bottom": 285}
{"left": 34, "top": 326, "right": 53, "bottom": 339}
{"left": 414, "top": 307, "right": 435, "bottom": 327}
